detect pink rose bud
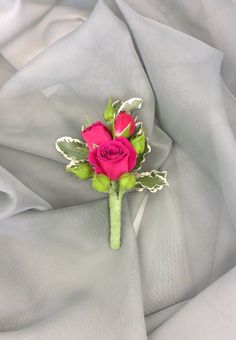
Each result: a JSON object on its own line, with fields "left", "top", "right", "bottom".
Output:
{"left": 82, "top": 121, "right": 112, "bottom": 150}
{"left": 114, "top": 112, "right": 135, "bottom": 138}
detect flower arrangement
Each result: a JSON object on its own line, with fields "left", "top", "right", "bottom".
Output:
{"left": 55, "top": 97, "right": 168, "bottom": 249}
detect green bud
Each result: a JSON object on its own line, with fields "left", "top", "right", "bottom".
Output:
{"left": 92, "top": 174, "right": 110, "bottom": 192}
{"left": 131, "top": 133, "right": 146, "bottom": 154}
{"left": 67, "top": 162, "right": 92, "bottom": 180}
{"left": 119, "top": 173, "right": 136, "bottom": 190}
{"left": 103, "top": 97, "right": 115, "bottom": 121}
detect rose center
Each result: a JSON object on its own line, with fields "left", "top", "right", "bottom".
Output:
{"left": 98, "top": 141, "right": 128, "bottom": 160}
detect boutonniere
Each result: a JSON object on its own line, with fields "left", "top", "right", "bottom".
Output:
{"left": 55, "top": 98, "right": 168, "bottom": 249}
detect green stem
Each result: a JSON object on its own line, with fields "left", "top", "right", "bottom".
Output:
{"left": 109, "top": 183, "right": 124, "bottom": 250}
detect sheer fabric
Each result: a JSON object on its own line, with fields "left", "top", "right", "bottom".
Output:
{"left": 0, "top": 1, "right": 236, "bottom": 339}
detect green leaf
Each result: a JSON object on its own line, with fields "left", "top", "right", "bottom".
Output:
{"left": 131, "top": 133, "right": 146, "bottom": 154}
{"left": 112, "top": 100, "right": 123, "bottom": 112}
{"left": 103, "top": 97, "right": 116, "bottom": 121}
{"left": 118, "top": 98, "right": 143, "bottom": 113}
{"left": 81, "top": 124, "right": 87, "bottom": 132}
{"left": 131, "top": 122, "right": 146, "bottom": 154}
{"left": 133, "top": 122, "right": 143, "bottom": 136}
{"left": 133, "top": 137, "right": 151, "bottom": 171}
{"left": 55, "top": 136, "right": 89, "bottom": 162}
{"left": 136, "top": 170, "right": 168, "bottom": 193}
{"left": 116, "top": 122, "right": 132, "bottom": 138}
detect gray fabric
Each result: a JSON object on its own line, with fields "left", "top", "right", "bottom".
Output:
{"left": 149, "top": 266, "right": 236, "bottom": 340}
{"left": 0, "top": 0, "right": 235, "bottom": 339}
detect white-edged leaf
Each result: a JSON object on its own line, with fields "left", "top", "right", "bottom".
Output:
{"left": 112, "top": 100, "right": 123, "bottom": 112}
{"left": 55, "top": 136, "right": 89, "bottom": 162}
{"left": 118, "top": 98, "right": 143, "bottom": 113}
{"left": 133, "top": 137, "right": 151, "bottom": 171}
{"left": 81, "top": 124, "right": 88, "bottom": 132}
{"left": 136, "top": 170, "right": 168, "bottom": 193}
{"left": 133, "top": 121, "right": 143, "bottom": 136}
{"left": 66, "top": 159, "right": 87, "bottom": 171}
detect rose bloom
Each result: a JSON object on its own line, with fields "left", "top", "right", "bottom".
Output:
{"left": 82, "top": 122, "right": 112, "bottom": 150}
{"left": 114, "top": 111, "right": 135, "bottom": 137}
{"left": 88, "top": 137, "right": 137, "bottom": 180}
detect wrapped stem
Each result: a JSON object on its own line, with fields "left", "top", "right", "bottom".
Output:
{"left": 109, "top": 183, "right": 124, "bottom": 250}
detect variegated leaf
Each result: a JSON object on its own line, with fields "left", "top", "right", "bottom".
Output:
{"left": 81, "top": 125, "right": 87, "bottom": 132}
{"left": 66, "top": 159, "right": 87, "bottom": 172}
{"left": 133, "top": 137, "right": 151, "bottom": 171}
{"left": 118, "top": 98, "right": 143, "bottom": 113}
{"left": 112, "top": 100, "right": 123, "bottom": 112}
{"left": 133, "top": 122, "right": 144, "bottom": 136}
{"left": 55, "top": 137, "right": 89, "bottom": 162}
{"left": 136, "top": 170, "right": 168, "bottom": 193}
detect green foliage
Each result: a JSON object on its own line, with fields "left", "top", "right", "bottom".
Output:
{"left": 133, "top": 137, "right": 151, "bottom": 171}
{"left": 118, "top": 98, "right": 143, "bottom": 113}
{"left": 131, "top": 133, "right": 146, "bottom": 154}
{"left": 103, "top": 97, "right": 116, "bottom": 121}
{"left": 136, "top": 170, "right": 168, "bottom": 193}
{"left": 112, "top": 100, "right": 123, "bottom": 112}
{"left": 117, "top": 123, "right": 132, "bottom": 138}
{"left": 55, "top": 137, "right": 88, "bottom": 162}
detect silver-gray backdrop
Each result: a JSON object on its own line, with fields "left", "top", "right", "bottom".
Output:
{"left": 0, "top": 0, "right": 236, "bottom": 339}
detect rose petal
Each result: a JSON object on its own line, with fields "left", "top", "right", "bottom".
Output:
{"left": 114, "top": 137, "right": 137, "bottom": 171}
{"left": 88, "top": 149, "right": 103, "bottom": 174}
{"left": 104, "top": 158, "right": 129, "bottom": 180}
{"left": 114, "top": 112, "right": 136, "bottom": 137}
{"left": 88, "top": 137, "right": 137, "bottom": 180}
{"left": 82, "top": 121, "right": 112, "bottom": 150}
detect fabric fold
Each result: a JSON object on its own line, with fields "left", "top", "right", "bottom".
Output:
{"left": 0, "top": 0, "right": 236, "bottom": 338}
{"left": 117, "top": 0, "right": 236, "bottom": 320}
{"left": 148, "top": 266, "right": 236, "bottom": 339}
{"left": 0, "top": 199, "right": 147, "bottom": 339}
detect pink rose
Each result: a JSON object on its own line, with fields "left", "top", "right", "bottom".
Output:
{"left": 114, "top": 111, "right": 135, "bottom": 137}
{"left": 82, "top": 122, "right": 112, "bottom": 150}
{"left": 88, "top": 137, "right": 137, "bottom": 180}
